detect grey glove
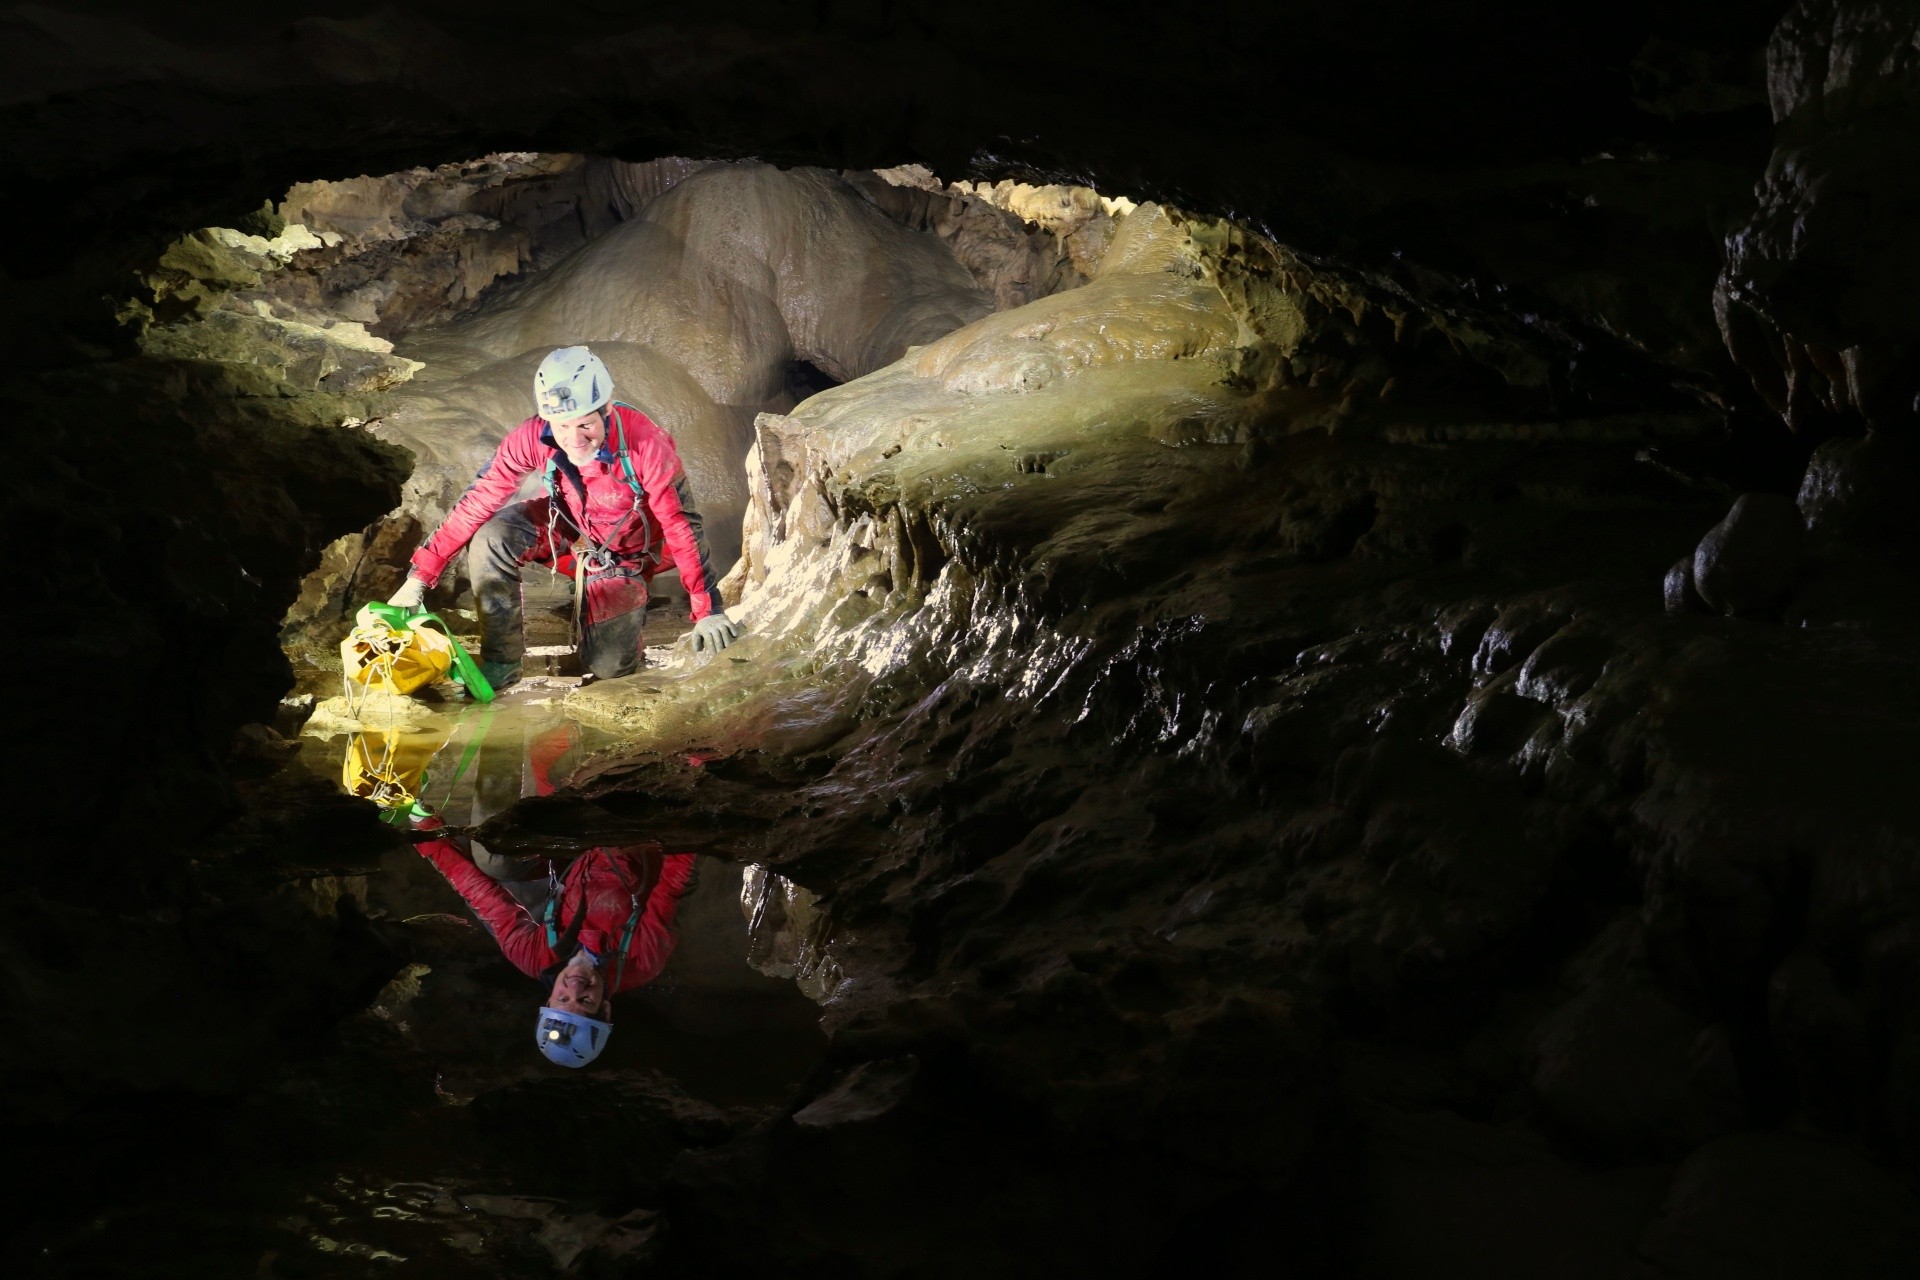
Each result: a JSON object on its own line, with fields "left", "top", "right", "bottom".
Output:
{"left": 388, "top": 576, "right": 427, "bottom": 611}
{"left": 690, "top": 613, "right": 741, "bottom": 653}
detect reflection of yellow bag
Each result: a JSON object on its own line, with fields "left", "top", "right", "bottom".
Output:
{"left": 341, "top": 607, "right": 455, "bottom": 696}
{"left": 341, "top": 728, "right": 445, "bottom": 809}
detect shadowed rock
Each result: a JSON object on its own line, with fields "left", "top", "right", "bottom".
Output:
{"left": 1690, "top": 492, "right": 1807, "bottom": 617}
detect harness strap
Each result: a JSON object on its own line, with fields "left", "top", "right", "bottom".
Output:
{"left": 572, "top": 543, "right": 587, "bottom": 650}
{"left": 610, "top": 890, "right": 644, "bottom": 993}
{"left": 543, "top": 855, "right": 647, "bottom": 992}
{"left": 539, "top": 405, "right": 663, "bottom": 650}
{"left": 608, "top": 403, "right": 660, "bottom": 553}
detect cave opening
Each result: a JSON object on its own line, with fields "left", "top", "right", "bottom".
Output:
{"left": 11, "top": 4, "right": 1920, "bottom": 1277}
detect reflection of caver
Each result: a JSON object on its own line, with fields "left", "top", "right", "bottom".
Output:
{"left": 412, "top": 813, "right": 697, "bottom": 1068}
{"left": 388, "top": 345, "right": 741, "bottom": 689}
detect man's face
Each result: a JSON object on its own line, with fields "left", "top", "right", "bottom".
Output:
{"left": 548, "top": 956, "right": 607, "bottom": 1018}
{"left": 552, "top": 410, "right": 607, "bottom": 465}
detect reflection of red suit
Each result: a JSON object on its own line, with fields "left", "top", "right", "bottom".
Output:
{"left": 419, "top": 721, "right": 693, "bottom": 992}
{"left": 416, "top": 817, "right": 696, "bottom": 993}
{"left": 527, "top": 722, "right": 578, "bottom": 797}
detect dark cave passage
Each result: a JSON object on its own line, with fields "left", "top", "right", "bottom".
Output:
{"left": 7, "top": 4, "right": 1920, "bottom": 1278}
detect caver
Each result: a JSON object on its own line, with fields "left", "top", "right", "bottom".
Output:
{"left": 389, "top": 345, "right": 741, "bottom": 688}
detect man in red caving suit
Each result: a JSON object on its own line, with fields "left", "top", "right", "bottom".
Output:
{"left": 386, "top": 345, "right": 740, "bottom": 689}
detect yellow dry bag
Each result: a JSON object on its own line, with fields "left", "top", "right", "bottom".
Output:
{"left": 339, "top": 603, "right": 493, "bottom": 701}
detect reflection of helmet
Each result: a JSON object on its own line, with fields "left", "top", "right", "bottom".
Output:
{"left": 536, "top": 1007, "right": 611, "bottom": 1068}
{"left": 534, "top": 346, "right": 613, "bottom": 423}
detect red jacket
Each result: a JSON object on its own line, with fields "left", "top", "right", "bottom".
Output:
{"left": 416, "top": 820, "right": 696, "bottom": 994}
{"left": 409, "top": 404, "right": 719, "bottom": 620}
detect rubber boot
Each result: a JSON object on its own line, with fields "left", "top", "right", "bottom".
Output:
{"left": 479, "top": 659, "right": 522, "bottom": 693}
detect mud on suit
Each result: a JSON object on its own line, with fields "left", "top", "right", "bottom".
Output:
{"left": 414, "top": 814, "right": 697, "bottom": 993}
{"left": 408, "top": 403, "right": 722, "bottom": 680}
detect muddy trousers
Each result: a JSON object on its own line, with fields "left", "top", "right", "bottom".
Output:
{"left": 468, "top": 499, "right": 650, "bottom": 680}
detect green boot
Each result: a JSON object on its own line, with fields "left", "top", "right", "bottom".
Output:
{"left": 478, "top": 659, "right": 521, "bottom": 693}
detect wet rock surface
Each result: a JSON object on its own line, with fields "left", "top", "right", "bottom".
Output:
{"left": 544, "top": 202, "right": 1919, "bottom": 1273}
{"left": 6, "top": 1, "right": 1920, "bottom": 1277}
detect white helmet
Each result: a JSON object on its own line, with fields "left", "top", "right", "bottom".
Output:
{"left": 534, "top": 346, "right": 613, "bottom": 423}
{"left": 536, "top": 1007, "right": 611, "bottom": 1068}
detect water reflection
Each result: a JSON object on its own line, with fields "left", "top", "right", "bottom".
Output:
{"left": 411, "top": 809, "right": 692, "bottom": 1068}
{"left": 297, "top": 696, "right": 822, "bottom": 1101}
{"left": 336, "top": 698, "right": 610, "bottom": 829}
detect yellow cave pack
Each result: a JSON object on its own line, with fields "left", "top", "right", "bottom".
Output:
{"left": 340, "top": 603, "right": 494, "bottom": 701}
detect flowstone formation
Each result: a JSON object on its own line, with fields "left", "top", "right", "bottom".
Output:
{"left": 132, "top": 154, "right": 1105, "bottom": 672}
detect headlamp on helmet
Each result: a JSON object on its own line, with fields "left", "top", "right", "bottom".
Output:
{"left": 534, "top": 346, "right": 614, "bottom": 424}
{"left": 535, "top": 1007, "right": 611, "bottom": 1068}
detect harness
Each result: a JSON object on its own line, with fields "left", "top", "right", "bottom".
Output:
{"left": 539, "top": 402, "right": 659, "bottom": 576}
{"left": 542, "top": 855, "right": 646, "bottom": 994}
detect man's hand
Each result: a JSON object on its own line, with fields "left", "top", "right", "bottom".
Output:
{"left": 388, "top": 576, "right": 427, "bottom": 611}
{"left": 690, "top": 613, "right": 741, "bottom": 653}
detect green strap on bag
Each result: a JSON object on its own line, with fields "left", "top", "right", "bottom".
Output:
{"left": 360, "top": 601, "right": 495, "bottom": 703}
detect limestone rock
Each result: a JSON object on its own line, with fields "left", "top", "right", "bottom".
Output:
{"left": 791, "top": 1057, "right": 920, "bottom": 1129}
{"left": 1529, "top": 978, "right": 1746, "bottom": 1158}
{"left": 1797, "top": 432, "right": 1919, "bottom": 545}
{"left": 846, "top": 169, "right": 1094, "bottom": 310}
{"left": 1690, "top": 492, "right": 1806, "bottom": 617}
{"left": 473, "top": 1068, "right": 751, "bottom": 1196}
{"left": 1779, "top": 541, "right": 1920, "bottom": 629}
{"left": 229, "top": 721, "right": 297, "bottom": 763}
{"left": 1769, "top": 949, "right": 1874, "bottom": 1131}
{"left": 1664, "top": 553, "right": 1711, "bottom": 615}
{"left": 1717, "top": 1, "right": 1920, "bottom": 440}
{"left": 741, "top": 863, "right": 837, "bottom": 999}
{"left": 1631, "top": 1131, "right": 1920, "bottom": 1279}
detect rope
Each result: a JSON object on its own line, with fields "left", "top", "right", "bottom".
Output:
{"left": 573, "top": 539, "right": 587, "bottom": 653}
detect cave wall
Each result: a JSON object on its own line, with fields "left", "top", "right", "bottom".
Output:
{"left": 545, "top": 173, "right": 1920, "bottom": 1273}
{"left": 6, "top": 0, "right": 1920, "bottom": 1275}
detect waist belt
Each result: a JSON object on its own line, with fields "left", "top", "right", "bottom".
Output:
{"left": 578, "top": 543, "right": 655, "bottom": 575}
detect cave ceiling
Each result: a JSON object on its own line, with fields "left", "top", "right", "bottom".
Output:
{"left": 9, "top": 1, "right": 1780, "bottom": 394}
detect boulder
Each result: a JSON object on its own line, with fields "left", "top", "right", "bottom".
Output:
{"left": 1798, "top": 433, "right": 1920, "bottom": 548}
{"left": 1530, "top": 977, "right": 1746, "bottom": 1159}
{"left": 1691, "top": 493, "right": 1806, "bottom": 618}
{"left": 1631, "top": 1131, "right": 1920, "bottom": 1279}
{"left": 1664, "top": 553, "right": 1711, "bottom": 615}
